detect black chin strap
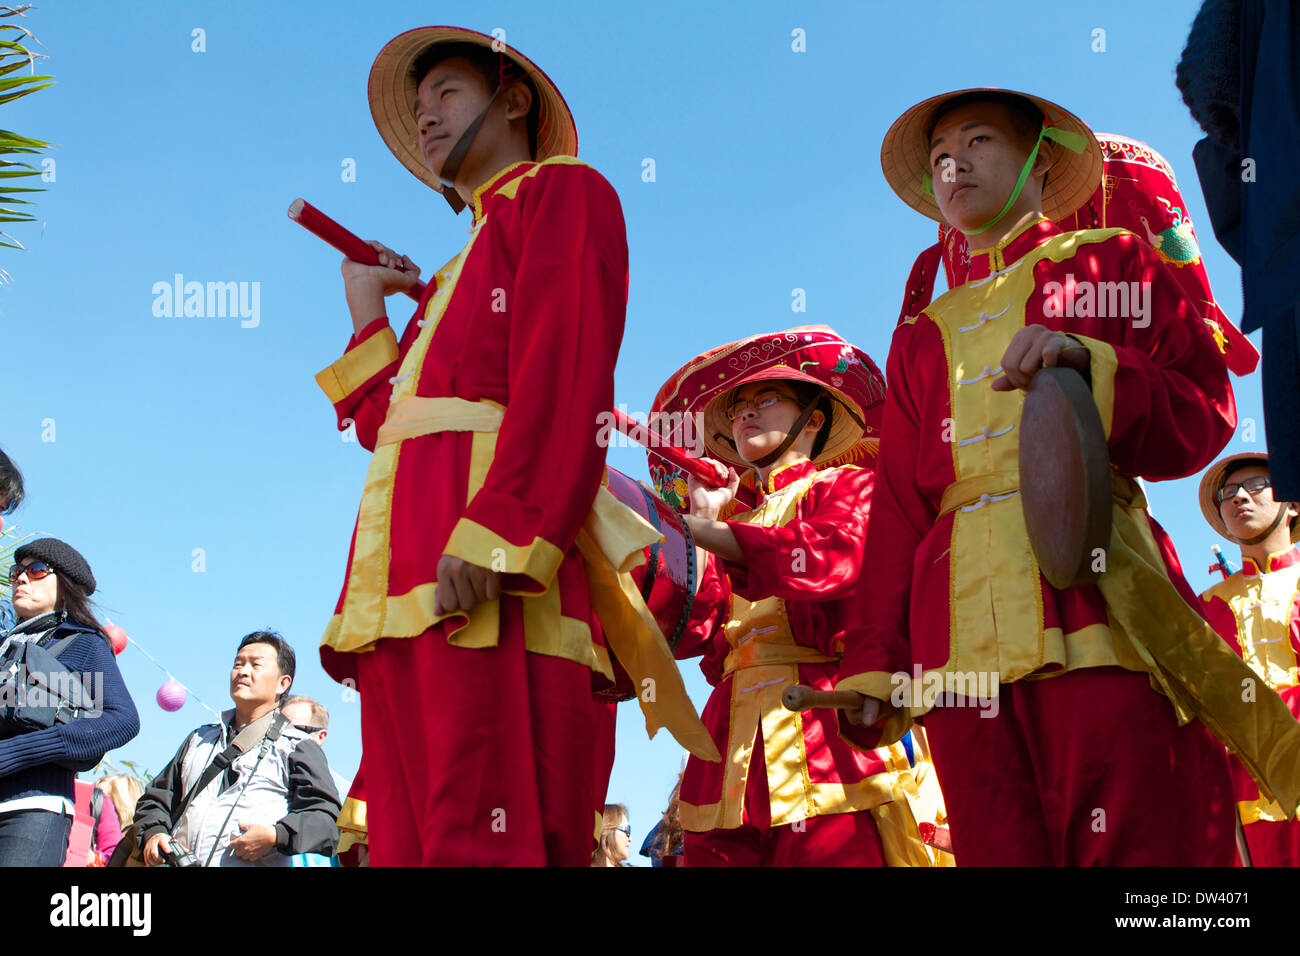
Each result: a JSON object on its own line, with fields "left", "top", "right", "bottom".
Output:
{"left": 1232, "top": 502, "right": 1293, "bottom": 546}
{"left": 436, "top": 83, "right": 509, "bottom": 214}
{"left": 750, "top": 400, "right": 821, "bottom": 469}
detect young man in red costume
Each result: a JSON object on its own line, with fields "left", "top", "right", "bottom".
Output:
{"left": 834, "top": 88, "right": 1300, "bottom": 865}
{"left": 650, "top": 327, "right": 950, "bottom": 866}
{"left": 315, "top": 27, "right": 630, "bottom": 865}
{"left": 1199, "top": 453, "right": 1300, "bottom": 865}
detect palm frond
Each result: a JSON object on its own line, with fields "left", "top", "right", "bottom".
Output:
{"left": 0, "top": 4, "right": 51, "bottom": 259}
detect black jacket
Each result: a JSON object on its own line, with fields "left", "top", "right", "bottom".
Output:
{"left": 133, "top": 710, "right": 341, "bottom": 866}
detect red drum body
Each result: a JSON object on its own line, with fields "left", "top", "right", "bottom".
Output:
{"left": 594, "top": 468, "right": 698, "bottom": 703}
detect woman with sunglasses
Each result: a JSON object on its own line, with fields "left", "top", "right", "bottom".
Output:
{"left": 0, "top": 538, "right": 139, "bottom": 865}
{"left": 592, "top": 803, "right": 630, "bottom": 867}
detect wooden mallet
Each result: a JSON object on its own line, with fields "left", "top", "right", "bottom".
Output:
{"left": 782, "top": 684, "right": 868, "bottom": 713}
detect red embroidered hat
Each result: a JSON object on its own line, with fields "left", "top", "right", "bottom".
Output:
{"left": 368, "top": 27, "right": 578, "bottom": 197}
{"left": 647, "top": 327, "right": 886, "bottom": 510}
{"left": 922, "top": 133, "right": 1258, "bottom": 376}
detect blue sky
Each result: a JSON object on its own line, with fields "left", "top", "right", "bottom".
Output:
{"left": 1, "top": 0, "right": 1259, "bottom": 863}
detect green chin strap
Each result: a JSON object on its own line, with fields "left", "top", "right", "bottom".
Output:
{"left": 922, "top": 123, "right": 1088, "bottom": 235}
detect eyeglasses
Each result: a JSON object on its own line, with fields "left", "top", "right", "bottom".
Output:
{"left": 615, "top": 825, "right": 631, "bottom": 837}
{"left": 1217, "top": 476, "right": 1271, "bottom": 502}
{"left": 8, "top": 560, "right": 54, "bottom": 585}
{"left": 725, "top": 389, "right": 797, "bottom": 423}
{"left": 293, "top": 724, "right": 325, "bottom": 734}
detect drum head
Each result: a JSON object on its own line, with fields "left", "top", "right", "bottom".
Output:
{"left": 1018, "top": 368, "right": 1112, "bottom": 589}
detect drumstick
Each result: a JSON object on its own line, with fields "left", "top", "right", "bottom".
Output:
{"left": 288, "top": 198, "right": 427, "bottom": 302}
{"left": 1234, "top": 811, "right": 1253, "bottom": 867}
{"left": 290, "top": 200, "right": 727, "bottom": 492}
{"left": 782, "top": 684, "right": 865, "bottom": 712}
{"left": 610, "top": 409, "right": 726, "bottom": 489}
{"left": 919, "top": 822, "right": 955, "bottom": 855}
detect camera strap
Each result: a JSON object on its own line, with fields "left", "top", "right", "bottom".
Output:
{"left": 170, "top": 709, "right": 288, "bottom": 832}
{"left": 201, "top": 715, "right": 288, "bottom": 867}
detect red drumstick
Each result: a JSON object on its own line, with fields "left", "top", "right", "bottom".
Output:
{"left": 288, "top": 198, "right": 427, "bottom": 302}
{"left": 919, "top": 822, "right": 954, "bottom": 855}
{"left": 611, "top": 408, "right": 725, "bottom": 489}
{"left": 289, "top": 201, "right": 727, "bottom": 492}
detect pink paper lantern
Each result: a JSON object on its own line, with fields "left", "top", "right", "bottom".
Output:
{"left": 103, "top": 624, "right": 128, "bottom": 656}
{"left": 156, "top": 680, "right": 187, "bottom": 712}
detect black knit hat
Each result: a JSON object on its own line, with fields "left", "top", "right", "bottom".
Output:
{"left": 13, "top": 537, "right": 96, "bottom": 594}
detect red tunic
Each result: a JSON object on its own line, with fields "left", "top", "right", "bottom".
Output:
{"left": 675, "top": 460, "right": 919, "bottom": 837}
{"left": 314, "top": 157, "right": 629, "bottom": 865}
{"left": 832, "top": 216, "right": 1241, "bottom": 864}
{"left": 836, "top": 217, "right": 1236, "bottom": 728}
{"left": 316, "top": 157, "right": 629, "bottom": 683}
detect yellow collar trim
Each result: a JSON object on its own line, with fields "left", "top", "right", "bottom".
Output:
{"left": 967, "top": 214, "right": 1051, "bottom": 257}
{"left": 761, "top": 457, "right": 813, "bottom": 495}
{"left": 470, "top": 161, "right": 533, "bottom": 221}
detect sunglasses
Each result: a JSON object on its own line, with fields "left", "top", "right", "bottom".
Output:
{"left": 8, "top": 560, "right": 55, "bottom": 585}
{"left": 615, "top": 825, "right": 631, "bottom": 837}
{"left": 725, "top": 389, "right": 798, "bottom": 423}
{"left": 1217, "top": 476, "right": 1271, "bottom": 502}
{"left": 293, "top": 724, "right": 325, "bottom": 735}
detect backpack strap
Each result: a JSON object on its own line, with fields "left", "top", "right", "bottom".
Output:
{"left": 89, "top": 787, "right": 104, "bottom": 851}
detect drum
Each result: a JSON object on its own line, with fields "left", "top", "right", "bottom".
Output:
{"left": 594, "top": 468, "right": 698, "bottom": 703}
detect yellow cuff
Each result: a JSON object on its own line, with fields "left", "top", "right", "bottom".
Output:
{"left": 316, "top": 326, "right": 400, "bottom": 405}
{"left": 1066, "top": 333, "right": 1118, "bottom": 441}
{"left": 442, "top": 517, "right": 565, "bottom": 591}
{"left": 836, "top": 670, "right": 911, "bottom": 748}
{"left": 837, "top": 670, "right": 900, "bottom": 703}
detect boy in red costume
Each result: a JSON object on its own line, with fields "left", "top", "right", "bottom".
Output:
{"left": 651, "top": 327, "right": 950, "bottom": 866}
{"left": 1199, "top": 453, "right": 1300, "bottom": 865}
{"left": 316, "top": 27, "right": 630, "bottom": 865}
{"left": 835, "top": 88, "right": 1300, "bottom": 865}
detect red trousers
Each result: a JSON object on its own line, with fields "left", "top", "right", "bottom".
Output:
{"left": 921, "top": 666, "right": 1236, "bottom": 865}
{"left": 1242, "top": 819, "right": 1300, "bottom": 866}
{"left": 684, "top": 809, "right": 885, "bottom": 866}
{"left": 1231, "top": 686, "right": 1300, "bottom": 866}
{"left": 593, "top": 701, "right": 618, "bottom": 818}
{"left": 357, "top": 625, "right": 599, "bottom": 866}
{"left": 684, "top": 718, "right": 886, "bottom": 866}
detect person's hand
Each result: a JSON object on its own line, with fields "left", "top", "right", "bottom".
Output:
{"left": 229, "top": 823, "right": 277, "bottom": 862}
{"left": 342, "top": 241, "right": 422, "bottom": 331}
{"left": 341, "top": 241, "right": 422, "bottom": 299}
{"left": 990, "top": 324, "right": 1089, "bottom": 391}
{"left": 843, "top": 694, "right": 886, "bottom": 728}
{"left": 434, "top": 556, "right": 503, "bottom": 615}
{"left": 142, "top": 832, "right": 174, "bottom": 867}
{"left": 687, "top": 460, "right": 739, "bottom": 520}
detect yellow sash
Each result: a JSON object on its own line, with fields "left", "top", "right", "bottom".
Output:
{"left": 376, "top": 395, "right": 720, "bottom": 763}
{"left": 941, "top": 468, "right": 1300, "bottom": 815}
{"left": 336, "top": 796, "right": 367, "bottom": 857}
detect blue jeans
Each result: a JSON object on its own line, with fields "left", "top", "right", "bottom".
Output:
{"left": 0, "top": 810, "right": 72, "bottom": 866}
